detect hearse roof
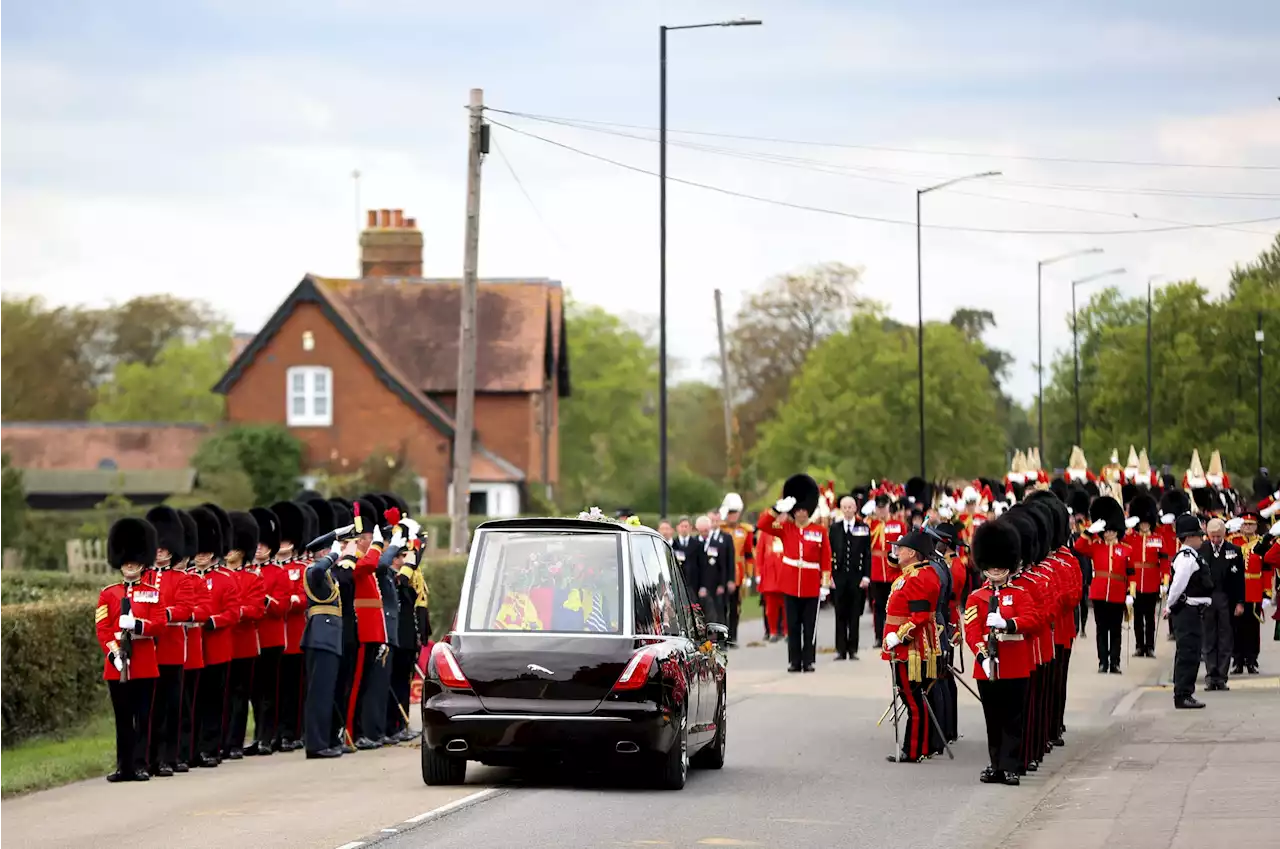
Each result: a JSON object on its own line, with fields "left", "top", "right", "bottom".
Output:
{"left": 476, "top": 517, "right": 662, "bottom": 536}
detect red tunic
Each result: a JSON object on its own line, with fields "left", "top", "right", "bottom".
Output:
{"left": 202, "top": 567, "right": 242, "bottom": 666}
{"left": 283, "top": 558, "right": 307, "bottom": 654}
{"left": 964, "top": 581, "right": 1042, "bottom": 680}
{"left": 257, "top": 562, "right": 290, "bottom": 649}
{"left": 755, "top": 511, "right": 832, "bottom": 598}
{"left": 869, "top": 518, "right": 906, "bottom": 583}
{"left": 1231, "top": 536, "right": 1264, "bottom": 604}
{"left": 1075, "top": 538, "right": 1134, "bottom": 603}
{"left": 231, "top": 567, "right": 265, "bottom": 659}
{"left": 1013, "top": 570, "right": 1054, "bottom": 666}
{"left": 95, "top": 581, "right": 162, "bottom": 681}
{"left": 354, "top": 543, "right": 388, "bottom": 644}
{"left": 1049, "top": 547, "right": 1082, "bottom": 648}
{"left": 182, "top": 568, "right": 212, "bottom": 670}
{"left": 754, "top": 531, "right": 783, "bottom": 595}
{"left": 141, "top": 566, "right": 193, "bottom": 668}
{"left": 1157, "top": 524, "right": 1178, "bottom": 585}
{"left": 1129, "top": 530, "right": 1170, "bottom": 594}
{"left": 881, "top": 562, "right": 941, "bottom": 680}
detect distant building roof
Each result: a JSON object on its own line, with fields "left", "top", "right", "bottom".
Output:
{"left": 21, "top": 468, "right": 198, "bottom": 496}
{"left": 1, "top": 422, "right": 209, "bottom": 471}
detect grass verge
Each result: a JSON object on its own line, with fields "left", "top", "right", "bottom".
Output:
{"left": 1, "top": 712, "right": 115, "bottom": 798}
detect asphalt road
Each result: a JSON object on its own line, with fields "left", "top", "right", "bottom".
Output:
{"left": 366, "top": 606, "right": 1149, "bottom": 849}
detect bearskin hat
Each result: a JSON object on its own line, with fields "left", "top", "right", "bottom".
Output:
{"left": 1159, "top": 489, "right": 1190, "bottom": 518}
{"left": 328, "top": 496, "right": 353, "bottom": 516}
{"left": 228, "top": 511, "right": 260, "bottom": 557}
{"left": 1161, "top": 473, "right": 1177, "bottom": 491}
{"left": 360, "top": 493, "right": 390, "bottom": 527}
{"left": 144, "top": 506, "right": 185, "bottom": 560}
{"left": 1090, "top": 495, "right": 1127, "bottom": 537}
{"left": 1121, "top": 482, "right": 1138, "bottom": 507}
{"left": 189, "top": 507, "right": 224, "bottom": 558}
{"left": 1007, "top": 480, "right": 1027, "bottom": 503}
{"left": 200, "top": 503, "right": 232, "bottom": 557}
{"left": 1128, "top": 492, "right": 1159, "bottom": 528}
{"left": 1254, "top": 469, "right": 1273, "bottom": 503}
{"left": 250, "top": 507, "right": 280, "bottom": 557}
{"left": 107, "top": 517, "right": 158, "bottom": 569}
{"left": 330, "top": 499, "right": 353, "bottom": 530}
{"left": 1004, "top": 509, "right": 1039, "bottom": 566}
{"left": 1083, "top": 480, "right": 1100, "bottom": 498}
{"left": 905, "top": 476, "right": 932, "bottom": 507}
{"left": 1025, "top": 490, "right": 1067, "bottom": 548}
{"left": 1049, "top": 478, "right": 1069, "bottom": 502}
{"left": 306, "top": 498, "right": 336, "bottom": 533}
{"left": 1023, "top": 501, "right": 1056, "bottom": 558}
{"left": 973, "top": 518, "right": 1022, "bottom": 572}
{"left": 271, "top": 501, "right": 307, "bottom": 550}
{"left": 381, "top": 492, "right": 409, "bottom": 517}
{"left": 353, "top": 497, "right": 379, "bottom": 534}
{"left": 782, "top": 474, "right": 820, "bottom": 515}
{"left": 1191, "top": 487, "right": 1215, "bottom": 512}
{"left": 1068, "top": 487, "right": 1091, "bottom": 518}
{"left": 294, "top": 489, "right": 324, "bottom": 503}
{"left": 177, "top": 510, "right": 198, "bottom": 562}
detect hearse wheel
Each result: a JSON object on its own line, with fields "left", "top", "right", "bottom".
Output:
{"left": 422, "top": 743, "right": 467, "bottom": 786}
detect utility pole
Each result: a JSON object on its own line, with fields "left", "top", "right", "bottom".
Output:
{"left": 714, "top": 289, "right": 733, "bottom": 475}
{"left": 451, "top": 88, "right": 486, "bottom": 554}
{"left": 1258, "top": 311, "right": 1266, "bottom": 470}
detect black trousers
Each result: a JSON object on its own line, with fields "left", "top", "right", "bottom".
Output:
{"left": 1021, "top": 666, "right": 1040, "bottom": 768}
{"left": 1077, "top": 597, "right": 1090, "bottom": 632}
{"left": 108, "top": 678, "right": 155, "bottom": 775}
{"left": 1232, "top": 605, "right": 1261, "bottom": 665}
{"left": 784, "top": 594, "right": 818, "bottom": 668}
{"left": 148, "top": 664, "right": 184, "bottom": 770}
{"left": 832, "top": 579, "right": 862, "bottom": 657}
{"left": 1133, "top": 592, "right": 1159, "bottom": 653}
{"left": 927, "top": 655, "right": 957, "bottom": 753}
{"left": 1171, "top": 604, "right": 1204, "bottom": 700}
{"left": 1092, "top": 600, "right": 1125, "bottom": 668}
{"left": 761, "top": 590, "right": 772, "bottom": 637}
{"left": 1202, "top": 592, "right": 1233, "bottom": 686}
{"left": 893, "top": 662, "right": 930, "bottom": 762}
{"left": 870, "top": 581, "right": 892, "bottom": 645}
{"left": 251, "top": 646, "right": 283, "bottom": 747}
{"left": 304, "top": 648, "right": 341, "bottom": 754}
{"left": 196, "top": 662, "right": 229, "bottom": 759}
{"left": 179, "top": 668, "right": 200, "bottom": 764}
{"left": 387, "top": 646, "right": 416, "bottom": 735}
{"left": 277, "top": 652, "right": 304, "bottom": 744}
{"left": 223, "top": 656, "right": 255, "bottom": 754}
{"left": 726, "top": 588, "right": 741, "bottom": 643}
{"left": 976, "top": 677, "right": 1028, "bottom": 775}
{"left": 332, "top": 642, "right": 359, "bottom": 748}
{"left": 1052, "top": 646, "right": 1071, "bottom": 737}
{"left": 356, "top": 644, "right": 392, "bottom": 741}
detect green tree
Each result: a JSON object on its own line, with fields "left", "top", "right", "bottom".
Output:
{"left": 949, "top": 308, "right": 1033, "bottom": 459}
{"left": 754, "top": 309, "right": 1005, "bottom": 484}
{"left": 1, "top": 296, "right": 101, "bottom": 420}
{"left": 190, "top": 424, "right": 304, "bottom": 508}
{"left": 669, "top": 381, "right": 729, "bottom": 485}
{"left": 2, "top": 453, "right": 28, "bottom": 549}
{"left": 557, "top": 300, "right": 658, "bottom": 511}
{"left": 93, "top": 295, "right": 223, "bottom": 370}
{"left": 90, "top": 330, "right": 232, "bottom": 424}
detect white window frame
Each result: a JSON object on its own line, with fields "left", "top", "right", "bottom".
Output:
{"left": 286, "top": 366, "right": 333, "bottom": 427}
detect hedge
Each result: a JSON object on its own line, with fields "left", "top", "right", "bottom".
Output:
{"left": 1, "top": 599, "right": 108, "bottom": 746}
{"left": 1, "top": 571, "right": 105, "bottom": 604}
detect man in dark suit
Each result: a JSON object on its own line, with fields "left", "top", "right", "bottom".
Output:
{"left": 1200, "top": 518, "right": 1245, "bottom": 691}
{"left": 829, "top": 495, "right": 872, "bottom": 659}
{"left": 671, "top": 515, "right": 696, "bottom": 598}
{"left": 690, "top": 515, "right": 734, "bottom": 625}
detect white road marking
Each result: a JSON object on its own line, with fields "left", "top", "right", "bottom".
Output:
{"left": 381, "top": 828, "right": 399, "bottom": 833}
{"left": 404, "top": 788, "right": 502, "bottom": 824}
{"left": 334, "top": 842, "right": 365, "bottom": 849}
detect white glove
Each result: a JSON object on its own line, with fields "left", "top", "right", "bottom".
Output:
{"left": 774, "top": 496, "right": 796, "bottom": 514}
{"left": 1262, "top": 501, "right": 1280, "bottom": 519}
{"left": 1226, "top": 517, "right": 1244, "bottom": 533}
{"left": 401, "top": 517, "right": 421, "bottom": 537}
{"left": 1125, "top": 516, "right": 1140, "bottom": 529}
{"left": 112, "top": 655, "right": 124, "bottom": 672}
{"left": 861, "top": 500, "right": 876, "bottom": 517}
{"left": 1125, "top": 594, "right": 1135, "bottom": 606}
{"left": 372, "top": 524, "right": 384, "bottom": 544}
{"left": 1268, "top": 520, "right": 1279, "bottom": 537}
{"left": 329, "top": 540, "right": 343, "bottom": 558}
{"left": 986, "top": 611, "right": 1007, "bottom": 629}
{"left": 1088, "top": 519, "right": 1106, "bottom": 534}
{"left": 981, "top": 657, "right": 993, "bottom": 679}
{"left": 819, "top": 587, "right": 830, "bottom": 602}
{"left": 884, "top": 632, "right": 901, "bottom": 650}
{"left": 1161, "top": 513, "right": 1175, "bottom": 525}
{"left": 118, "top": 613, "right": 137, "bottom": 631}
{"left": 290, "top": 594, "right": 301, "bottom": 607}
{"left": 859, "top": 577, "right": 871, "bottom": 589}
{"left": 390, "top": 529, "right": 406, "bottom": 549}
{"left": 1263, "top": 598, "right": 1275, "bottom": 612}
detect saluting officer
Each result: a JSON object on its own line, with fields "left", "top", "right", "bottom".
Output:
{"left": 304, "top": 535, "right": 358, "bottom": 758}
{"left": 1164, "top": 514, "right": 1212, "bottom": 709}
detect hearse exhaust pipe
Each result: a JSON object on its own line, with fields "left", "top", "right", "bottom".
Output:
{"left": 615, "top": 741, "right": 640, "bottom": 754}
{"left": 446, "top": 739, "right": 469, "bottom": 753}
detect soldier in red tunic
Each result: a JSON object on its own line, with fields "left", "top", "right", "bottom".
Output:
{"left": 965, "top": 517, "right": 1043, "bottom": 786}
{"left": 190, "top": 506, "right": 242, "bottom": 768}
{"left": 348, "top": 496, "right": 390, "bottom": 748}
{"left": 1074, "top": 496, "right": 1133, "bottom": 673}
{"left": 1126, "top": 493, "right": 1170, "bottom": 658}
{"left": 96, "top": 517, "right": 162, "bottom": 782}
{"left": 880, "top": 530, "right": 941, "bottom": 763}
{"left": 866, "top": 494, "right": 906, "bottom": 648}
{"left": 756, "top": 475, "right": 832, "bottom": 673}
{"left": 223, "top": 511, "right": 264, "bottom": 759}
{"left": 1229, "top": 510, "right": 1264, "bottom": 674}
{"left": 174, "top": 509, "right": 210, "bottom": 771}
{"left": 248, "top": 506, "right": 286, "bottom": 756}
{"left": 141, "top": 506, "right": 194, "bottom": 777}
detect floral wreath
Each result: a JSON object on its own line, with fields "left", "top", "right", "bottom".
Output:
{"left": 576, "top": 506, "right": 642, "bottom": 527}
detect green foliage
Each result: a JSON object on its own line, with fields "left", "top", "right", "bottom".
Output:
{"left": 1, "top": 713, "right": 115, "bottom": 797}
{"left": 0, "top": 570, "right": 104, "bottom": 604}
{"left": 755, "top": 309, "right": 1005, "bottom": 483}
{"left": 421, "top": 556, "right": 467, "bottom": 640}
{"left": 90, "top": 330, "right": 232, "bottom": 424}
{"left": 670, "top": 381, "right": 729, "bottom": 485}
{"left": 2, "top": 453, "right": 27, "bottom": 551}
{"left": 190, "top": 425, "right": 303, "bottom": 509}
{"left": 76, "top": 493, "right": 136, "bottom": 541}
{"left": 1, "top": 598, "right": 108, "bottom": 745}
{"left": 627, "top": 467, "right": 725, "bottom": 519}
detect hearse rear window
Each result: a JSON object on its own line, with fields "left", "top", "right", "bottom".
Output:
{"left": 465, "top": 531, "right": 625, "bottom": 634}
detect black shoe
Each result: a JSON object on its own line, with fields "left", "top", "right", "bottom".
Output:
{"left": 243, "top": 744, "right": 260, "bottom": 756}
{"left": 152, "top": 763, "right": 175, "bottom": 777}
{"left": 1109, "top": 665, "right": 1122, "bottom": 674}
{"left": 248, "top": 742, "right": 273, "bottom": 757}
{"left": 1098, "top": 662, "right": 1109, "bottom": 673}
{"left": 1027, "top": 761, "right": 1039, "bottom": 772}
{"left": 225, "top": 748, "right": 244, "bottom": 760}
{"left": 1175, "top": 696, "right": 1206, "bottom": 709}
{"left": 887, "top": 754, "right": 921, "bottom": 764}
{"left": 1002, "top": 773, "right": 1021, "bottom": 786}
{"left": 1050, "top": 736, "right": 1065, "bottom": 747}
{"left": 132, "top": 769, "right": 151, "bottom": 782}
{"left": 787, "top": 665, "right": 802, "bottom": 673}
{"left": 196, "top": 754, "right": 219, "bottom": 768}
{"left": 834, "top": 653, "right": 847, "bottom": 661}
{"left": 281, "top": 738, "right": 303, "bottom": 752}
{"left": 342, "top": 743, "right": 357, "bottom": 754}
{"left": 1247, "top": 663, "right": 1260, "bottom": 675}
{"left": 174, "top": 762, "right": 190, "bottom": 773}
{"left": 979, "top": 767, "right": 1004, "bottom": 784}
{"left": 770, "top": 635, "right": 783, "bottom": 643}
{"left": 850, "top": 652, "right": 860, "bottom": 660}
{"left": 106, "top": 770, "right": 131, "bottom": 783}
{"left": 1231, "top": 664, "right": 1244, "bottom": 675}
{"left": 306, "top": 747, "right": 343, "bottom": 759}
{"left": 873, "top": 640, "right": 884, "bottom": 649}
{"left": 802, "top": 664, "right": 816, "bottom": 673}
{"left": 1134, "top": 650, "right": 1147, "bottom": 658}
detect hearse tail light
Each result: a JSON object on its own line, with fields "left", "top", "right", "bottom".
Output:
{"left": 431, "top": 642, "right": 471, "bottom": 690}
{"left": 613, "top": 647, "right": 658, "bottom": 691}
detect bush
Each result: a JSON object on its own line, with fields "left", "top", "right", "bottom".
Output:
{"left": 2, "top": 453, "right": 27, "bottom": 550}
{"left": 192, "top": 424, "right": 302, "bottom": 508}
{"left": 0, "top": 571, "right": 105, "bottom": 604}
{"left": 421, "top": 555, "right": 467, "bottom": 640}
{"left": 1, "top": 599, "right": 108, "bottom": 745}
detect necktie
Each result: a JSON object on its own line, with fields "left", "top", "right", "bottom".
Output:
{"left": 586, "top": 592, "right": 608, "bottom": 633}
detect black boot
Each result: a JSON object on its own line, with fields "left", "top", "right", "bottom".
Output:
{"left": 979, "top": 767, "right": 1004, "bottom": 784}
{"left": 1175, "top": 696, "right": 1205, "bottom": 709}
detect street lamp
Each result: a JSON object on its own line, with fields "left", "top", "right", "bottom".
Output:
{"left": 915, "top": 170, "right": 1000, "bottom": 480}
{"left": 1071, "top": 267, "right": 1126, "bottom": 448}
{"left": 1037, "top": 248, "right": 1103, "bottom": 457}
{"left": 659, "top": 17, "right": 761, "bottom": 520}
{"left": 1146, "top": 274, "right": 1163, "bottom": 460}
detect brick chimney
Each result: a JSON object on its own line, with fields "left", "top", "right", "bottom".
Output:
{"left": 359, "top": 208, "right": 423, "bottom": 278}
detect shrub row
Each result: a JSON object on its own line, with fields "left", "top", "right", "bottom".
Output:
{"left": 0, "top": 570, "right": 104, "bottom": 604}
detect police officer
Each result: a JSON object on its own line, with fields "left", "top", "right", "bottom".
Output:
{"left": 303, "top": 536, "right": 356, "bottom": 758}
{"left": 1163, "top": 514, "right": 1212, "bottom": 709}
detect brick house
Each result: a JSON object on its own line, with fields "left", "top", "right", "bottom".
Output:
{"left": 213, "top": 209, "right": 569, "bottom": 517}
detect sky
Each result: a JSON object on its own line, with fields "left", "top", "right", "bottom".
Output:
{"left": 4, "top": 0, "right": 1279, "bottom": 405}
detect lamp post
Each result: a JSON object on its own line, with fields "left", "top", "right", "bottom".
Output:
{"left": 1258, "top": 313, "right": 1266, "bottom": 469}
{"left": 1036, "top": 248, "right": 1102, "bottom": 457}
{"left": 1146, "top": 274, "right": 1163, "bottom": 459}
{"left": 1071, "top": 267, "right": 1126, "bottom": 448}
{"left": 659, "top": 17, "right": 761, "bottom": 521}
{"left": 915, "top": 170, "right": 1000, "bottom": 480}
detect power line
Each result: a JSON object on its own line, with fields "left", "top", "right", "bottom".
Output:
{"left": 490, "top": 135, "right": 570, "bottom": 255}
{"left": 488, "top": 119, "right": 1280, "bottom": 238}
{"left": 487, "top": 108, "right": 1280, "bottom": 172}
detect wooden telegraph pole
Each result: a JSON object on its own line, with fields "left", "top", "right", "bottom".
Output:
{"left": 451, "top": 88, "right": 486, "bottom": 554}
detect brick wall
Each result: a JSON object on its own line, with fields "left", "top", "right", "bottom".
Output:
{"left": 223, "top": 302, "right": 452, "bottom": 507}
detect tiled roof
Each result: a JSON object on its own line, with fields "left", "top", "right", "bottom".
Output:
{"left": 22, "top": 468, "right": 198, "bottom": 496}
{"left": 1, "top": 422, "right": 209, "bottom": 471}
{"left": 473, "top": 446, "right": 525, "bottom": 483}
